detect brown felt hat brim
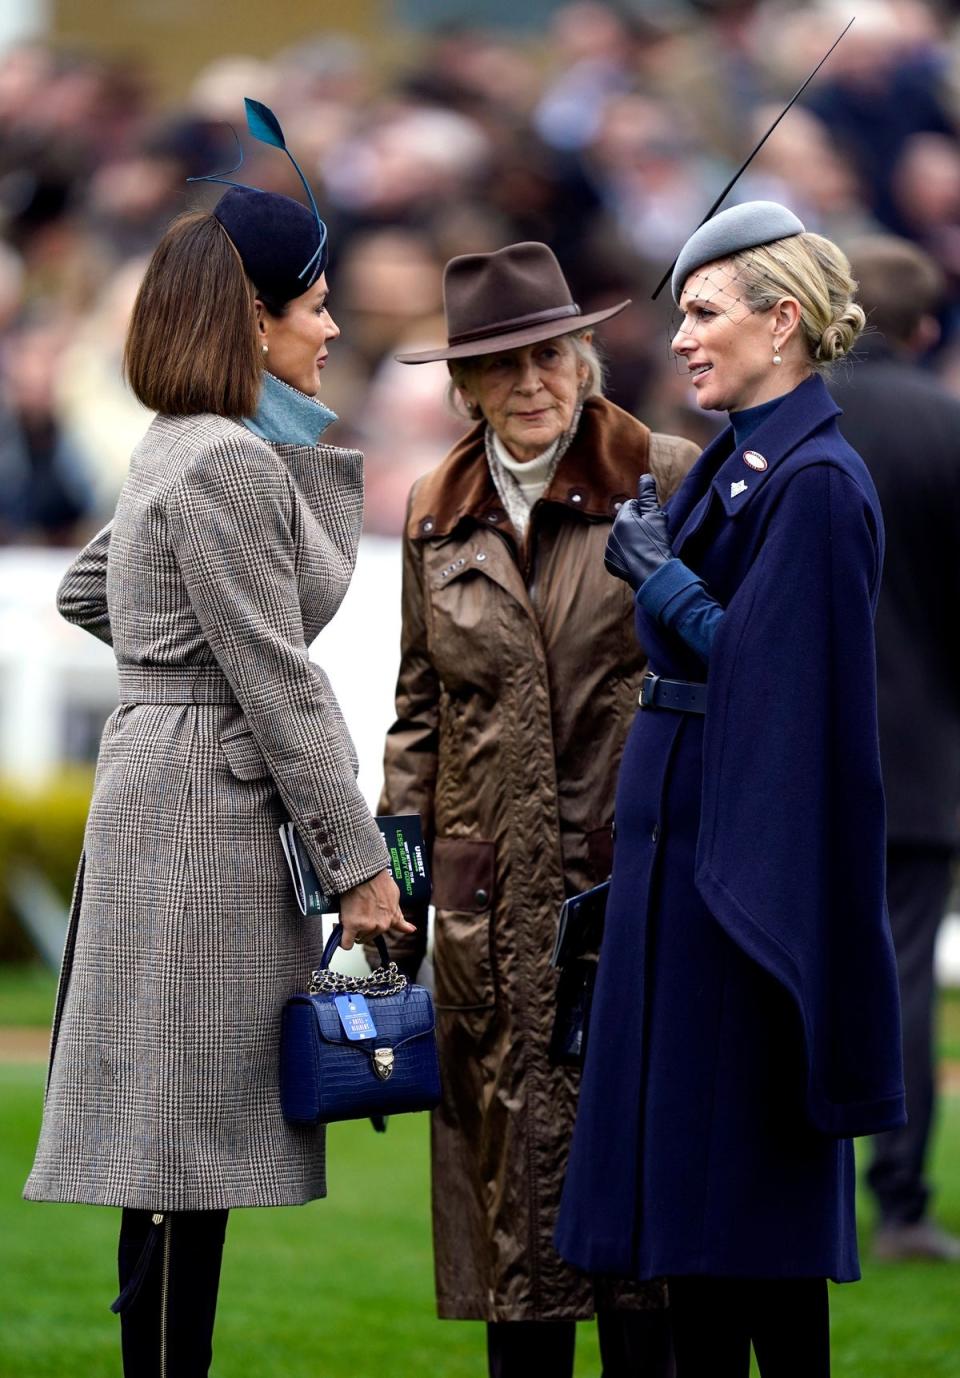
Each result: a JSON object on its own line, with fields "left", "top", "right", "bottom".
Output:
{"left": 395, "top": 298, "right": 631, "bottom": 364}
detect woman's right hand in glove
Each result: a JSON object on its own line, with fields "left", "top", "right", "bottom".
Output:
{"left": 604, "top": 474, "right": 675, "bottom": 591}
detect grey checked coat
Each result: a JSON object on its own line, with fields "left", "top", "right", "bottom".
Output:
{"left": 25, "top": 412, "right": 389, "bottom": 1210}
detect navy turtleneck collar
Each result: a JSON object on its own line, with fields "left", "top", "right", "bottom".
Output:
{"left": 729, "top": 392, "right": 787, "bottom": 449}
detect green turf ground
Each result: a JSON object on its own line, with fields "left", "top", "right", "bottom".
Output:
{"left": 0, "top": 964, "right": 58, "bottom": 1026}
{"left": 2, "top": 971, "right": 960, "bottom": 1376}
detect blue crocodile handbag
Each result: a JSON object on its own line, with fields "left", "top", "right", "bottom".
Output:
{"left": 280, "top": 925, "right": 441, "bottom": 1127}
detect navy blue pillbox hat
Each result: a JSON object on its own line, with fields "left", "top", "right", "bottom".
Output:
{"left": 191, "top": 98, "right": 328, "bottom": 308}
{"left": 214, "top": 185, "right": 327, "bottom": 305}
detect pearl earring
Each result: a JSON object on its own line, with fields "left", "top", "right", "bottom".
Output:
{"left": 261, "top": 343, "right": 269, "bottom": 355}
{"left": 772, "top": 346, "right": 783, "bottom": 365}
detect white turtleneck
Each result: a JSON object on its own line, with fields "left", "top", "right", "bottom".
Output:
{"left": 491, "top": 429, "right": 560, "bottom": 510}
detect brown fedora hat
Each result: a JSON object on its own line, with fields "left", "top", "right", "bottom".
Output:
{"left": 395, "top": 241, "right": 630, "bottom": 364}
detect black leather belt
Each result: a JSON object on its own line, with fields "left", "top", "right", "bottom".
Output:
{"left": 638, "top": 673, "right": 707, "bottom": 715}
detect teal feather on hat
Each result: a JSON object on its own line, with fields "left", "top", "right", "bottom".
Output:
{"left": 188, "top": 98, "right": 328, "bottom": 297}
{"left": 243, "top": 98, "right": 327, "bottom": 282}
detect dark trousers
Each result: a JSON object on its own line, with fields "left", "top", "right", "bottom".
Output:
{"left": 867, "top": 842, "right": 955, "bottom": 1225}
{"left": 486, "top": 1310, "right": 675, "bottom": 1378}
{"left": 667, "top": 1278, "right": 829, "bottom": 1378}
{"left": 115, "top": 1208, "right": 229, "bottom": 1378}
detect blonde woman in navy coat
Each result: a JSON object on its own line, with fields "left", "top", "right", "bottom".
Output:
{"left": 557, "top": 203, "right": 905, "bottom": 1378}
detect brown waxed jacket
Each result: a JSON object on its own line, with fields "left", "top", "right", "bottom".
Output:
{"left": 379, "top": 396, "right": 698, "bottom": 1320}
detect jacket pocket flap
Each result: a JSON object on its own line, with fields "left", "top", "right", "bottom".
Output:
{"left": 432, "top": 837, "right": 495, "bottom": 912}
{"left": 586, "top": 823, "right": 614, "bottom": 883}
{"left": 219, "top": 727, "right": 270, "bottom": 781}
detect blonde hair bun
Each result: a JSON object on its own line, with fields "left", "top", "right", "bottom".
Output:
{"left": 817, "top": 302, "right": 866, "bottom": 362}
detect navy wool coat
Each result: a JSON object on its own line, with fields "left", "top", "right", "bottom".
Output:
{"left": 556, "top": 374, "right": 905, "bottom": 1280}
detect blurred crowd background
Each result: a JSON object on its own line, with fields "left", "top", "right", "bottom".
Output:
{"left": 4, "top": 0, "right": 960, "bottom": 543}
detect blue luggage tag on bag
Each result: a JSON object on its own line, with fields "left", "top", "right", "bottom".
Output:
{"left": 334, "top": 994, "right": 377, "bottom": 1040}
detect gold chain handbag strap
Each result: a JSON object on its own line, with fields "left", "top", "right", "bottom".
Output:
{"left": 308, "top": 961, "right": 408, "bottom": 998}
{"left": 308, "top": 924, "right": 410, "bottom": 997}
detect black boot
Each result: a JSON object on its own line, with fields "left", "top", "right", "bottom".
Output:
{"left": 486, "top": 1320, "right": 577, "bottom": 1378}
{"left": 598, "top": 1308, "right": 676, "bottom": 1378}
{"left": 114, "top": 1208, "right": 229, "bottom": 1378}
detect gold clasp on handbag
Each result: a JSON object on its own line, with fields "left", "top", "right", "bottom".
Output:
{"left": 373, "top": 1047, "right": 395, "bottom": 1081}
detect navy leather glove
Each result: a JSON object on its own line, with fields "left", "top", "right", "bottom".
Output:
{"left": 604, "top": 474, "right": 674, "bottom": 590}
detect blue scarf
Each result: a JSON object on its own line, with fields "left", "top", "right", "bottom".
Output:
{"left": 244, "top": 370, "right": 338, "bottom": 445}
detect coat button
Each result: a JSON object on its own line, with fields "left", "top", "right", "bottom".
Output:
{"left": 475, "top": 552, "right": 487, "bottom": 563}
{"left": 474, "top": 888, "right": 489, "bottom": 906}
{"left": 322, "top": 847, "right": 335, "bottom": 859}
{"left": 651, "top": 824, "right": 660, "bottom": 844}
{"left": 568, "top": 487, "right": 586, "bottom": 505}
{"left": 457, "top": 558, "right": 465, "bottom": 566}
{"left": 421, "top": 517, "right": 435, "bottom": 534}
{"left": 329, "top": 858, "right": 342, "bottom": 871}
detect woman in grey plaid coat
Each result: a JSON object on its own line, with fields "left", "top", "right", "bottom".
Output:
{"left": 24, "top": 108, "right": 413, "bottom": 1378}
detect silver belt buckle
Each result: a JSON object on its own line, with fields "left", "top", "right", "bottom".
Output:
{"left": 639, "top": 672, "right": 659, "bottom": 709}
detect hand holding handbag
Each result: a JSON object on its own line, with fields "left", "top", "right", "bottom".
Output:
{"left": 280, "top": 924, "right": 441, "bottom": 1127}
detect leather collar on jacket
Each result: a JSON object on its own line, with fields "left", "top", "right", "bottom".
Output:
{"left": 407, "top": 395, "right": 651, "bottom": 541}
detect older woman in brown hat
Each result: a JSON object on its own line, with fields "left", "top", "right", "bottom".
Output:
{"left": 380, "top": 242, "right": 698, "bottom": 1377}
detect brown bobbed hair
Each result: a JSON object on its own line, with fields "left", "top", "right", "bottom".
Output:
{"left": 124, "top": 211, "right": 261, "bottom": 417}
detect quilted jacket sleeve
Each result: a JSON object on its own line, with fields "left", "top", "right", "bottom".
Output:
{"left": 56, "top": 522, "right": 113, "bottom": 645}
{"left": 167, "top": 435, "right": 389, "bottom": 896}
{"left": 649, "top": 432, "right": 700, "bottom": 504}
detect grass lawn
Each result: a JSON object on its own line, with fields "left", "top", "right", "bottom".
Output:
{"left": 0, "top": 964, "right": 59, "bottom": 1027}
{"left": 2, "top": 970, "right": 960, "bottom": 1376}
{"left": 0, "top": 1063, "right": 493, "bottom": 1378}
{"left": 941, "top": 985, "right": 960, "bottom": 1061}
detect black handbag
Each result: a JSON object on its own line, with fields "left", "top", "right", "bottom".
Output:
{"left": 279, "top": 925, "right": 441, "bottom": 1127}
{"left": 548, "top": 881, "right": 609, "bottom": 1066}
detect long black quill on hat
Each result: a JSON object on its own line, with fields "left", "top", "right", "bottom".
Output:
{"left": 651, "top": 17, "right": 855, "bottom": 301}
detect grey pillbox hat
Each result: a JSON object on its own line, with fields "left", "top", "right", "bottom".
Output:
{"left": 671, "top": 200, "right": 805, "bottom": 304}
